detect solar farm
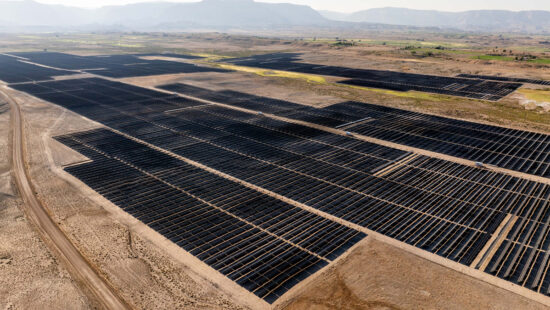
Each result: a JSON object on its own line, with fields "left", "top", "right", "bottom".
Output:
{"left": 2, "top": 47, "right": 550, "bottom": 309}
{"left": 1, "top": 52, "right": 228, "bottom": 80}
{"left": 160, "top": 83, "right": 550, "bottom": 178}
{"left": 223, "top": 53, "right": 523, "bottom": 101}
{"left": 457, "top": 74, "right": 550, "bottom": 86}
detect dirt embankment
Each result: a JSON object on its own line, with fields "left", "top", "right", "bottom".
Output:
{"left": 5, "top": 90, "right": 248, "bottom": 309}
{"left": 280, "top": 238, "right": 547, "bottom": 310}
{"left": 0, "top": 98, "right": 91, "bottom": 309}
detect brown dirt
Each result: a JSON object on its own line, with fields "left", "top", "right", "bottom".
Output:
{"left": 11, "top": 89, "right": 248, "bottom": 309}
{"left": 1, "top": 33, "right": 550, "bottom": 309}
{"left": 281, "top": 238, "right": 547, "bottom": 310}
{"left": 122, "top": 70, "right": 342, "bottom": 108}
{"left": 0, "top": 99, "right": 91, "bottom": 309}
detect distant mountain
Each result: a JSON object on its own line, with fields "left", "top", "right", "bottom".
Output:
{"left": 0, "top": 1, "right": 549, "bottom": 33}
{"left": 317, "top": 10, "right": 350, "bottom": 21}
{"left": 322, "top": 7, "right": 550, "bottom": 33}
{"left": 0, "top": 0, "right": 92, "bottom": 26}
{"left": 96, "top": 0, "right": 328, "bottom": 28}
{"left": 0, "top": 0, "right": 328, "bottom": 30}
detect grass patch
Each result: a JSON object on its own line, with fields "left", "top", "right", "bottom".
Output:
{"left": 215, "top": 61, "right": 449, "bottom": 102}
{"left": 357, "top": 39, "right": 469, "bottom": 48}
{"left": 472, "top": 54, "right": 550, "bottom": 64}
{"left": 217, "top": 64, "right": 327, "bottom": 83}
{"left": 410, "top": 48, "right": 479, "bottom": 55}
{"left": 338, "top": 84, "right": 448, "bottom": 102}
{"left": 193, "top": 52, "right": 231, "bottom": 61}
{"left": 473, "top": 55, "right": 515, "bottom": 61}
{"left": 303, "top": 38, "right": 470, "bottom": 49}
{"left": 482, "top": 100, "right": 550, "bottom": 125}
{"left": 518, "top": 88, "right": 550, "bottom": 102}
{"left": 507, "top": 46, "right": 550, "bottom": 53}
{"left": 530, "top": 58, "right": 550, "bottom": 64}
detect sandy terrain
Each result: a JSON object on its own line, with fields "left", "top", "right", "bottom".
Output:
{"left": 126, "top": 60, "right": 550, "bottom": 135}
{"left": 8, "top": 91, "right": 247, "bottom": 309}
{"left": 1, "top": 33, "right": 549, "bottom": 309}
{"left": 0, "top": 100, "right": 91, "bottom": 309}
{"left": 280, "top": 238, "right": 548, "bottom": 310}
{"left": 123, "top": 70, "right": 342, "bottom": 108}
{"left": 298, "top": 48, "right": 550, "bottom": 81}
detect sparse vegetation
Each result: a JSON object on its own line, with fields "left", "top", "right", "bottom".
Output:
{"left": 475, "top": 55, "right": 516, "bottom": 61}
{"left": 1, "top": 32, "right": 548, "bottom": 131}
{"left": 518, "top": 88, "right": 550, "bottom": 103}
{"left": 2, "top": 28, "right": 550, "bottom": 310}
{"left": 216, "top": 63, "right": 327, "bottom": 84}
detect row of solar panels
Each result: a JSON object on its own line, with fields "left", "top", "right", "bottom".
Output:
{"left": 11, "top": 76, "right": 550, "bottom": 300}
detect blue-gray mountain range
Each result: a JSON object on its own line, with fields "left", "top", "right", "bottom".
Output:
{"left": 320, "top": 7, "right": 550, "bottom": 33}
{"left": 0, "top": 0, "right": 548, "bottom": 33}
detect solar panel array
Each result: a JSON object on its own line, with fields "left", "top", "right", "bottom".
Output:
{"left": 0, "top": 54, "right": 77, "bottom": 83}
{"left": 329, "top": 101, "right": 550, "bottom": 178}
{"left": 9, "top": 78, "right": 368, "bottom": 302}
{"left": 56, "top": 128, "right": 364, "bottom": 303}
{"left": 486, "top": 184, "right": 550, "bottom": 295}
{"left": 457, "top": 74, "right": 550, "bottom": 86}
{"left": 159, "top": 83, "right": 550, "bottom": 179}
{"left": 339, "top": 78, "right": 520, "bottom": 101}
{"left": 11, "top": 76, "right": 550, "bottom": 299}
{"left": 159, "top": 83, "right": 366, "bottom": 127}
{"left": 133, "top": 53, "right": 204, "bottom": 60}
{"left": 3, "top": 52, "right": 228, "bottom": 79}
{"left": 223, "top": 53, "right": 522, "bottom": 101}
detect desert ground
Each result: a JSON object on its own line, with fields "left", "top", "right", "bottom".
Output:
{"left": 0, "top": 89, "right": 246, "bottom": 309}
{"left": 0, "top": 97, "right": 91, "bottom": 309}
{"left": 1, "top": 32, "right": 550, "bottom": 309}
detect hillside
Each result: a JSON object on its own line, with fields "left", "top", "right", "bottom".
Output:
{"left": 1, "top": 1, "right": 549, "bottom": 33}
{"left": 0, "top": 0, "right": 328, "bottom": 30}
{"left": 321, "top": 8, "right": 550, "bottom": 33}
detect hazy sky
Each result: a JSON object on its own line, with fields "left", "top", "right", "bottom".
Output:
{"left": 18, "top": 0, "right": 550, "bottom": 13}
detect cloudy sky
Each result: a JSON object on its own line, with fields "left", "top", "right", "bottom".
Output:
{"left": 13, "top": 0, "right": 550, "bottom": 12}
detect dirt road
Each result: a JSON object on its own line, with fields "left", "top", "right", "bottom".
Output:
{"left": 2, "top": 86, "right": 132, "bottom": 310}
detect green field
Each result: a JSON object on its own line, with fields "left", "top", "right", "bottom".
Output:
{"left": 472, "top": 54, "right": 550, "bottom": 64}
{"left": 518, "top": 88, "right": 550, "bottom": 102}
{"left": 473, "top": 55, "right": 515, "bottom": 61}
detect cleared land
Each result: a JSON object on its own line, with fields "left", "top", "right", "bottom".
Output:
{"left": 281, "top": 238, "right": 548, "bottom": 310}
{"left": 4, "top": 86, "right": 247, "bottom": 310}
{"left": 0, "top": 97, "right": 91, "bottom": 310}
{"left": 2, "top": 86, "right": 131, "bottom": 309}
{"left": 0, "top": 33, "right": 549, "bottom": 309}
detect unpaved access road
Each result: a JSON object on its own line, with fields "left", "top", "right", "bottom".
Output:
{"left": 2, "top": 86, "right": 131, "bottom": 310}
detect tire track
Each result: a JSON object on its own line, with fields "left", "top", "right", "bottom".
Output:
{"left": 1, "top": 86, "right": 131, "bottom": 310}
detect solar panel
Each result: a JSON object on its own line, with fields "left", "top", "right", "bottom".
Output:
{"left": 223, "top": 53, "right": 523, "bottom": 101}
{"left": 12, "top": 76, "right": 550, "bottom": 300}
